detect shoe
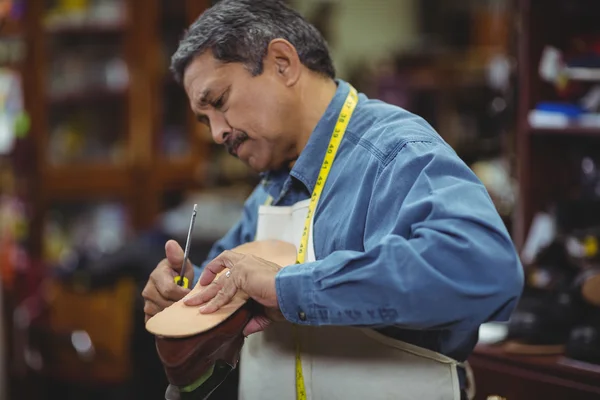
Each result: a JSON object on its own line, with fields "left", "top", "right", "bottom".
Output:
{"left": 507, "top": 238, "right": 586, "bottom": 347}
{"left": 507, "top": 288, "right": 586, "bottom": 346}
{"left": 565, "top": 308, "right": 600, "bottom": 365}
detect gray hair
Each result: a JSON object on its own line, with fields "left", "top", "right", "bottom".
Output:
{"left": 170, "top": 0, "right": 336, "bottom": 84}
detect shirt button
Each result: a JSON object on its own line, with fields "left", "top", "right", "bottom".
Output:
{"left": 298, "top": 311, "right": 307, "bottom": 321}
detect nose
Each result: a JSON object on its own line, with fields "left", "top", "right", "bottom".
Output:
{"left": 209, "top": 113, "right": 231, "bottom": 145}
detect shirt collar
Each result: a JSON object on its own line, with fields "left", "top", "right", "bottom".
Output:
{"left": 289, "top": 79, "right": 352, "bottom": 194}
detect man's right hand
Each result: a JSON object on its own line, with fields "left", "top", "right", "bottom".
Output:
{"left": 142, "top": 239, "right": 195, "bottom": 323}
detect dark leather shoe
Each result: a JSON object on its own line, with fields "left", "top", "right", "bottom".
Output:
{"left": 565, "top": 309, "right": 600, "bottom": 365}
{"left": 155, "top": 302, "right": 253, "bottom": 399}
{"left": 508, "top": 238, "right": 586, "bottom": 345}
{"left": 508, "top": 288, "right": 586, "bottom": 345}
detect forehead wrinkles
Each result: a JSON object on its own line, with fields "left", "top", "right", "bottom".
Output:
{"left": 183, "top": 68, "right": 206, "bottom": 99}
{"left": 185, "top": 76, "right": 214, "bottom": 111}
{"left": 183, "top": 54, "right": 218, "bottom": 99}
{"left": 189, "top": 75, "right": 228, "bottom": 109}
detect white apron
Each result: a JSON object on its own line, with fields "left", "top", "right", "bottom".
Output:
{"left": 238, "top": 198, "right": 465, "bottom": 400}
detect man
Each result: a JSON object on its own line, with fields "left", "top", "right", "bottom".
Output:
{"left": 142, "top": 1, "right": 524, "bottom": 398}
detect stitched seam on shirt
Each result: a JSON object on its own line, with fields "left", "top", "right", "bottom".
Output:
{"left": 345, "top": 130, "right": 386, "bottom": 163}
{"left": 377, "top": 138, "right": 437, "bottom": 169}
{"left": 368, "top": 139, "right": 437, "bottom": 222}
{"left": 345, "top": 128, "right": 445, "bottom": 167}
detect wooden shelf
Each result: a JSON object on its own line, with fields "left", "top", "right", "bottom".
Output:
{"left": 156, "top": 156, "right": 205, "bottom": 190}
{"left": 565, "top": 67, "right": 600, "bottom": 82}
{"left": 47, "top": 88, "right": 128, "bottom": 106}
{"left": 469, "top": 343, "right": 600, "bottom": 399}
{"left": 42, "top": 163, "right": 130, "bottom": 199}
{"left": 474, "top": 344, "right": 600, "bottom": 384}
{"left": 43, "top": 21, "right": 127, "bottom": 35}
{"left": 1, "top": 18, "right": 24, "bottom": 36}
{"left": 528, "top": 125, "right": 600, "bottom": 137}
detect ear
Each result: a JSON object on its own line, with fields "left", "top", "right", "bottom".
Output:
{"left": 264, "top": 39, "right": 301, "bottom": 86}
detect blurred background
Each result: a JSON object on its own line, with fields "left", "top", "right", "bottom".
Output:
{"left": 1, "top": 0, "right": 600, "bottom": 399}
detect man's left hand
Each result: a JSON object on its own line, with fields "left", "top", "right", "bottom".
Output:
{"left": 183, "top": 251, "right": 285, "bottom": 336}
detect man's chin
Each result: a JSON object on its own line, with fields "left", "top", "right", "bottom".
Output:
{"left": 245, "top": 156, "right": 268, "bottom": 173}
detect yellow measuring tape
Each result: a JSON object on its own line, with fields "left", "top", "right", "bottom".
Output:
{"left": 294, "top": 85, "right": 359, "bottom": 399}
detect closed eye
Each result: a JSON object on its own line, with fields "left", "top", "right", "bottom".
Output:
{"left": 211, "top": 86, "right": 230, "bottom": 110}
{"left": 213, "top": 96, "right": 224, "bottom": 109}
{"left": 196, "top": 114, "right": 209, "bottom": 126}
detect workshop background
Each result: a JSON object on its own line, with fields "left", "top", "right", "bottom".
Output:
{"left": 1, "top": 0, "right": 600, "bottom": 399}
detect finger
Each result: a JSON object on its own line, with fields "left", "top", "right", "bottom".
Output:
{"left": 143, "top": 300, "right": 161, "bottom": 318}
{"left": 143, "top": 299, "right": 168, "bottom": 321}
{"left": 183, "top": 278, "right": 223, "bottom": 306}
{"left": 198, "top": 278, "right": 238, "bottom": 313}
{"left": 141, "top": 282, "right": 176, "bottom": 310}
{"left": 152, "top": 265, "right": 190, "bottom": 302}
{"left": 199, "top": 251, "right": 245, "bottom": 286}
{"left": 243, "top": 315, "right": 272, "bottom": 336}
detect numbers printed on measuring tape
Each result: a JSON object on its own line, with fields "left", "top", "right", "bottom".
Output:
{"left": 294, "top": 86, "right": 359, "bottom": 400}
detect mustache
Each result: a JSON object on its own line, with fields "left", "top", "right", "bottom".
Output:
{"left": 225, "top": 131, "right": 249, "bottom": 156}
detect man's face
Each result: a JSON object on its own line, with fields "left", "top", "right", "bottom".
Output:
{"left": 183, "top": 51, "right": 297, "bottom": 173}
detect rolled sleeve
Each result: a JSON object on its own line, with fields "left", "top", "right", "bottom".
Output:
{"left": 275, "top": 262, "right": 319, "bottom": 324}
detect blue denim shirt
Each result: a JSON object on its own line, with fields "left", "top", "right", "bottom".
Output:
{"left": 193, "top": 79, "right": 524, "bottom": 365}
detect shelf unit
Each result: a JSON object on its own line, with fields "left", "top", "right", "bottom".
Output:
{"left": 513, "top": 0, "right": 600, "bottom": 249}
{"left": 528, "top": 126, "right": 600, "bottom": 137}
{"left": 5, "top": 1, "right": 262, "bottom": 397}
{"left": 470, "top": 1, "right": 600, "bottom": 399}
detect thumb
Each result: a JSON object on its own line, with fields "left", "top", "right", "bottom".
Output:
{"left": 165, "top": 240, "right": 184, "bottom": 268}
{"left": 165, "top": 240, "right": 194, "bottom": 281}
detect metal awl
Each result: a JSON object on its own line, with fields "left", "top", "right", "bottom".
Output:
{"left": 176, "top": 203, "right": 198, "bottom": 287}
